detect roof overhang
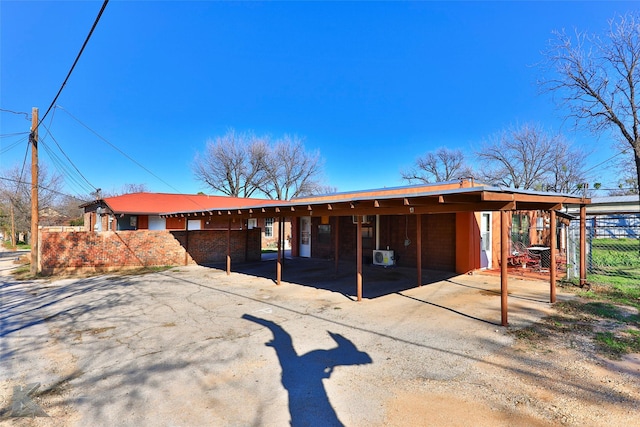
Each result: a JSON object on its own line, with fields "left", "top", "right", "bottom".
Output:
{"left": 160, "top": 183, "right": 590, "bottom": 219}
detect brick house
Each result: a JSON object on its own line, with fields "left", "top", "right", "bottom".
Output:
{"left": 159, "top": 179, "right": 589, "bottom": 325}
{"left": 81, "top": 192, "right": 289, "bottom": 248}
{"left": 157, "top": 180, "right": 588, "bottom": 272}
{"left": 48, "top": 181, "right": 589, "bottom": 325}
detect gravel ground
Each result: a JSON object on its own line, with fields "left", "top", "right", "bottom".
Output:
{"left": 1, "top": 251, "right": 638, "bottom": 426}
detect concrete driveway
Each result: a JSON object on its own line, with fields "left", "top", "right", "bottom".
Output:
{"left": 0, "top": 253, "right": 566, "bottom": 426}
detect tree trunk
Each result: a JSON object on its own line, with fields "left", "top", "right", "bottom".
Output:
{"left": 635, "top": 148, "right": 640, "bottom": 255}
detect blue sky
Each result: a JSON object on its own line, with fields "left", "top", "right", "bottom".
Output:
{"left": 0, "top": 1, "right": 634, "bottom": 199}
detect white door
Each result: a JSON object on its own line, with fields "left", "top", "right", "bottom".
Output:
{"left": 300, "top": 216, "right": 311, "bottom": 257}
{"left": 480, "top": 212, "right": 492, "bottom": 269}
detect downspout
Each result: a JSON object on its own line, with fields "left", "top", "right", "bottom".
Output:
{"left": 375, "top": 214, "right": 380, "bottom": 250}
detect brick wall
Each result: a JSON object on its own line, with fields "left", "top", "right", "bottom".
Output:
{"left": 171, "top": 229, "right": 261, "bottom": 264}
{"left": 422, "top": 214, "right": 456, "bottom": 270}
{"left": 315, "top": 214, "right": 456, "bottom": 272}
{"left": 384, "top": 214, "right": 456, "bottom": 270}
{"left": 39, "top": 229, "right": 261, "bottom": 275}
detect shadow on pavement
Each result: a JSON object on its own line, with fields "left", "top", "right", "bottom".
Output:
{"left": 243, "top": 314, "right": 372, "bottom": 427}
{"left": 207, "top": 256, "right": 458, "bottom": 300}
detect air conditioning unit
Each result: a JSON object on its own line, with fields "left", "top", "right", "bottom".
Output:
{"left": 373, "top": 249, "right": 395, "bottom": 266}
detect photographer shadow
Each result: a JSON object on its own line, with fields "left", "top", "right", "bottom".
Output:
{"left": 243, "top": 314, "right": 372, "bottom": 426}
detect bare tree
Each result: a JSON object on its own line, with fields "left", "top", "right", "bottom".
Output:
{"left": 609, "top": 155, "right": 639, "bottom": 195}
{"left": 546, "top": 139, "right": 588, "bottom": 193}
{"left": 258, "top": 135, "right": 325, "bottom": 200}
{"left": 99, "top": 184, "right": 150, "bottom": 198}
{"left": 194, "top": 131, "right": 327, "bottom": 200}
{"left": 476, "top": 123, "right": 587, "bottom": 193}
{"left": 402, "top": 147, "right": 474, "bottom": 184}
{"left": 477, "top": 123, "right": 556, "bottom": 189}
{"left": 119, "top": 183, "right": 149, "bottom": 195}
{"left": 541, "top": 12, "right": 640, "bottom": 196}
{"left": 192, "top": 129, "right": 267, "bottom": 198}
{"left": 0, "top": 164, "right": 64, "bottom": 242}
{"left": 55, "top": 194, "right": 85, "bottom": 226}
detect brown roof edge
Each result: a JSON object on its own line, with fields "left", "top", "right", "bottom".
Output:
{"left": 292, "top": 179, "right": 484, "bottom": 203}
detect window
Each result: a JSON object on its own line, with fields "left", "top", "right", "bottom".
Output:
{"left": 511, "top": 212, "right": 530, "bottom": 246}
{"left": 318, "top": 224, "right": 331, "bottom": 245}
{"left": 265, "top": 218, "right": 274, "bottom": 237}
{"left": 362, "top": 226, "right": 373, "bottom": 249}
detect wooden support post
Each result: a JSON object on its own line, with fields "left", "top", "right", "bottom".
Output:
{"left": 334, "top": 216, "right": 340, "bottom": 273}
{"left": 416, "top": 214, "right": 422, "bottom": 286}
{"left": 10, "top": 203, "right": 16, "bottom": 249}
{"left": 356, "top": 215, "right": 363, "bottom": 302}
{"left": 550, "top": 210, "right": 557, "bottom": 303}
{"left": 184, "top": 218, "right": 190, "bottom": 266}
{"left": 500, "top": 210, "right": 509, "bottom": 326}
{"left": 579, "top": 204, "right": 587, "bottom": 287}
{"left": 276, "top": 216, "right": 282, "bottom": 286}
{"left": 280, "top": 217, "right": 285, "bottom": 267}
{"left": 30, "top": 107, "right": 39, "bottom": 275}
{"left": 226, "top": 219, "right": 231, "bottom": 275}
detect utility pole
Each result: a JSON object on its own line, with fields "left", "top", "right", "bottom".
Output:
{"left": 30, "top": 107, "right": 39, "bottom": 275}
{"left": 10, "top": 203, "right": 16, "bottom": 250}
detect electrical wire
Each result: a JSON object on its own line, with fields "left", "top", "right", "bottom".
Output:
{"left": 55, "top": 105, "right": 225, "bottom": 211}
{"left": 39, "top": 119, "right": 97, "bottom": 195}
{"left": 56, "top": 105, "right": 186, "bottom": 194}
{"left": 36, "top": 0, "right": 109, "bottom": 128}
{"left": 0, "top": 176, "right": 90, "bottom": 203}
{"left": 582, "top": 147, "right": 630, "bottom": 176}
{"left": 41, "top": 111, "right": 96, "bottom": 198}
{"left": 39, "top": 139, "right": 97, "bottom": 197}
{"left": 0, "top": 132, "right": 30, "bottom": 138}
{"left": 0, "top": 109, "right": 30, "bottom": 121}
{"left": 0, "top": 135, "right": 29, "bottom": 156}
{"left": 17, "top": 135, "right": 30, "bottom": 191}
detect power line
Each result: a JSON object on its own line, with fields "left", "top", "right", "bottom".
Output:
{"left": 0, "top": 176, "right": 90, "bottom": 203}
{"left": 40, "top": 140, "right": 96, "bottom": 196}
{"left": 35, "top": 107, "right": 96, "bottom": 198}
{"left": 56, "top": 106, "right": 222, "bottom": 211}
{"left": 17, "top": 135, "right": 30, "bottom": 191}
{"left": 36, "top": 0, "right": 109, "bottom": 128}
{"left": 583, "top": 147, "right": 630, "bottom": 177}
{"left": 57, "top": 105, "right": 186, "bottom": 194}
{"left": 0, "top": 132, "right": 30, "bottom": 138}
{"left": 0, "top": 109, "right": 30, "bottom": 121}
{"left": 39, "top": 107, "right": 97, "bottom": 193}
{"left": 0, "top": 135, "right": 29, "bottom": 156}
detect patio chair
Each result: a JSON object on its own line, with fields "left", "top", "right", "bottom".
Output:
{"left": 513, "top": 241, "right": 541, "bottom": 270}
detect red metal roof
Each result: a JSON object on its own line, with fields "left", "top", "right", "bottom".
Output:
{"left": 101, "top": 192, "right": 272, "bottom": 215}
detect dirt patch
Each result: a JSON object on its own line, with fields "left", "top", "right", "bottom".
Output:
{"left": 381, "top": 325, "right": 639, "bottom": 426}
{"left": 384, "top": 388, "right": 553, "bottom": 427}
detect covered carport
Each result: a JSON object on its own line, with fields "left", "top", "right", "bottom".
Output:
{"left": 162, "top": 180, "right": 589, "bottom": 326}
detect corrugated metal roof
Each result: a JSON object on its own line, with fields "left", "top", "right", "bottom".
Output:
{"left": 590, "top": 195, "right": 639, "bottom": 204}
{"left": 564, "top": 194, "right": 639, "bottom": 215}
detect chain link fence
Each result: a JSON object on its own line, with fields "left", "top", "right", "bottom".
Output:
{"left": 567, "top": 214, "right": 640, "bottom": 283}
